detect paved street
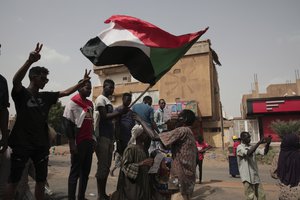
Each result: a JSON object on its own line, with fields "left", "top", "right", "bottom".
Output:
{"left": 32, "top": 145, "right": 279, "bottom": 200}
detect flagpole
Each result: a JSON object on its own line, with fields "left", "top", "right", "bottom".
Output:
{"left": 129, "top": 84, "right": 153, "bottom": 108}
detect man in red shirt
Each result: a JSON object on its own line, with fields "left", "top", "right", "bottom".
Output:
{"left": 62, "top": 80, "right": 95, "bottom": 200}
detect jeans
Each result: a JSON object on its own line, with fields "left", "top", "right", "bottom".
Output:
{"left": 68, "top": 140, "right": 94, "bottom": 200}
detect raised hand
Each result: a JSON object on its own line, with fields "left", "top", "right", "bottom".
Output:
{"left": 264, "top": 135, "right": 272, "bottom": 144}
{"left": 83, "top": 69, "right": 91, "bottom": 81}
{"left": 28, "top": 43, "right": 43, "bottom": 63}
{"left": 259, "top": 136, "right": 272, "bottom": 144}
{"left": 78, "top": 69, "right": 91, "bottom": 87}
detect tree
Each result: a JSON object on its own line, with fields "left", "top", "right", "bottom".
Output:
{"left": 48, "top": 101, "right": 65, "bottom": 133}
{"left": 270, "top": 120, "right": 300, "bottom": 139}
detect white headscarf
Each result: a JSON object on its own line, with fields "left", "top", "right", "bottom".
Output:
{"left": 128, "top": 124, "right": 144, "bottom": 145}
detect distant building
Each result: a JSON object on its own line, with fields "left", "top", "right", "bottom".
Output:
{"left": 92, "top": 40, "right": 227, "bottom": 147}
{"left": 241, "top": 73, "right": 300, "bottom": 142}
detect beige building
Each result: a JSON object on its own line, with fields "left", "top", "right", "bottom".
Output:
{"left": 93, "top": 40, "right": 226, "bottom": 147}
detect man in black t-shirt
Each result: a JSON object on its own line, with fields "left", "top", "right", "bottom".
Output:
{"left": 0, "top": 73, "right": 10, "bottom": 198}
{"left": 5, "top": 43, "right": 91, "bottom": 200}
{"left": 0, "top": 74, "right": 9, "bottom": 153}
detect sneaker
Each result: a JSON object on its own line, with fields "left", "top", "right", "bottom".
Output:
{"left": 45, "top": 186, "right": 53, "bottom": 195}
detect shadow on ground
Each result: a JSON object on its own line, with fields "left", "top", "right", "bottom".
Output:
{"left": 192, "top": 180, "right": 223, "bottom": 200}
{"left": 45, "top": 192, "right": 68, "bottom": 200}
{"left": 203, "top": 180, "right": 223, "bottom": 184}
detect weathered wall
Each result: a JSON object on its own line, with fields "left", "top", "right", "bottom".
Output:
{"left": 159, "top": 54, "right": 212, "bottom": 117}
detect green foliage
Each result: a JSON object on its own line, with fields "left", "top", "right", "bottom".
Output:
{"left": 270, "top": 120, "right": 300, "bottom": 139}
{"left": 48, "top": 101, "right": 65, "bottom": 132}
{"left": 256, "top": 146, "right": 279, "bottom": 165}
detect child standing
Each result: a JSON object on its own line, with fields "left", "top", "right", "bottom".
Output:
{"left": 195, "top": 135, "right": 212, "bottom": 184}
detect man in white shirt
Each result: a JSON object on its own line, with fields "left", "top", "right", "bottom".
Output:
{"left": 154, "top": 99, "right": 167, "bottom": 133}
{"left": 94, "top": 79, "right": 127, "bottom": 200}
{"left": 237, "top": 131, "right": 271, "bottom": 200}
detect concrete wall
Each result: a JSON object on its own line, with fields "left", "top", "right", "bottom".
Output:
{"left": 159, "top": 54, "right": 213, "bottom": 117}
{"left": 297, "top": 79, "right": 300, "bottom": 95}
{"left": 203, "top": 127, "right": 230, "bottom": 148}
{"left": 266, "top": 83, "right": 297, "bottom": 97}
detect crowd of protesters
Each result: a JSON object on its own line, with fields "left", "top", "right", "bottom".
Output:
{"left": 0, "top": 43, "right": 299, "bottom": 200}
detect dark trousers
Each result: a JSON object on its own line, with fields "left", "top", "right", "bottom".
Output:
{"left": 197, "top": 159, "right": 203, "bottom": 182}
{"left": 68, "top": 140, "right": 94, "bottom": 200}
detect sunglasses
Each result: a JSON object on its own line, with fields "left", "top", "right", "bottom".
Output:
{"left": 40, "top": 76, "right": 49, "bottom": 82}
{"left": 34, "top": 75, "right": 49, "bottom": 82}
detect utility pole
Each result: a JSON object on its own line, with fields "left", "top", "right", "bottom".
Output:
{"left": 220, "top": 101, "right": 225, "bottom": 150}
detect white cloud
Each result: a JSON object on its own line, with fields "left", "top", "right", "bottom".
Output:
{"left": 287, "top": 32, "right": 300, "bottom": 43}
{"left": 16, "top": 17, "right": 24, "bottom": 23}
{"left": 277, "top": 31, "right": 300, "bottom": 45}
{"left": 17, "top": 46, "right": 71, "bottom": 64}
{"left": 41, "top": 46, "right": 70, "bottom": 64}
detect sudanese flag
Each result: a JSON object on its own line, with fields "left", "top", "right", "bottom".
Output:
{"left": 81, "top": 15, "right": 208, "bottom": 85}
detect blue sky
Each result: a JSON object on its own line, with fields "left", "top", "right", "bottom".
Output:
{"left": 1, "top": 0, "right": 299, "bottom": 117}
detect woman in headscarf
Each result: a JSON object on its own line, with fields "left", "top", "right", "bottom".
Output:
{"left": 135, "top": 109, "right": 198, "bottom": 200}
{"left": 271, "top": 133, "right": 300, "bottom": 200}
{"left": 111, "top": 125, "right": 154, "bottom": 200}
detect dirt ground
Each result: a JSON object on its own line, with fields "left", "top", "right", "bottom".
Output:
{"left": 35, "top": 145, "right": 279, "bottom": 200}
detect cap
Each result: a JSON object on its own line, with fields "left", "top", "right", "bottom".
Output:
{"left": 232, "top": 135, "right": 238, "bottom": 140}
